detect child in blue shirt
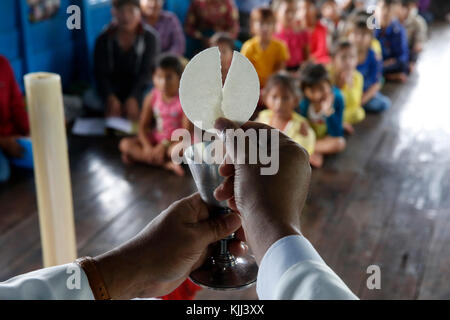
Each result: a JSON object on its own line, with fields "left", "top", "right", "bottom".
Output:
{"left": 297, "top": 63, "right": 346, "bottom": 168}
{"left": 375, "top": 0, "right": 410, "bottom": 82}
{"left": 349, "top": 18, "right": 392, "bottom": 113}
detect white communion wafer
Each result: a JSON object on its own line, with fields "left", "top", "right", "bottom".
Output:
{"left": 179, "top": 47, "right": 260, "bottom": 132}
{"left": 179, "top": 47, "right": 224, "bottom": 132}
{"left": 222, "top": 51, "right": 260, "bottom": 125}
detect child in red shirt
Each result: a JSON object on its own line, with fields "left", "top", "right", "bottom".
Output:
{"left": 0, "top": 55, "right": 32, "bottom": 182}
{"left": 297, "top": 0, "right": 330, "bottom": 64}
{"left": 274, "top": 0, "right": 310, "bottom": 72}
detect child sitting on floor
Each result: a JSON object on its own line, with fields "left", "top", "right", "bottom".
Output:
{"left": 241, "top": 6, "right": 290, "bottom": 88}
{"left": 119, "top": 54, "right": 190, "bottom": 176}
{"left": 320, "top": 0, "right": 346, "bottom": 48}
{"left": 0, "top": 55, "right": 33, "bottom": 183}
{"left": 297, "top": 63, "right": 346, "bottom": 168}
{"left": 375, "top": 0, "right": 410, "bottom": 82}
{"left": 256, "top": 73, "right": 316, "bottom": 163}
{"left": 347, "top": 10, "right": 384, "bottom": 61}
{"left": 349, "top": 18, "right": 392, "bottom": 113}
{"left": 273, "top": 0, "right": 310, "bottom": 73}
{"left": 329, "top": 41, "right": 365, "bottom": 134}
{"left": 398, "top": 0, "right": 428, "bottom": 72}
{"left": 297, "top": 0, "right": 330, "bottom": 64}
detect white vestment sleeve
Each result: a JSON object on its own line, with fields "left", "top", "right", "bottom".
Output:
{"left": 0, "top": 263, "right": 95, "bottom": 300}
{"left": 257, "top": 235, "right": 359, "bottom": 300}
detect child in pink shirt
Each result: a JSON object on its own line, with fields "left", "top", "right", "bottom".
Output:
{"left": 119, "top": 54, "right": 191, "bottom": 176}
{"left": 146, "top": 87, "right": 184, "bottom": 146}
{"left": 274, "top": 0, "right": 310, "bottom": 72}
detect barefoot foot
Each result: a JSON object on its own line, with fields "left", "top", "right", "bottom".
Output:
{"left": 310, "top": 152, "right": 324, "bottom": 168}
{"left": 164, "top": 162, "right": 185, "bottom": 176}
{"left": 343, "top": 123, "right": 355, "bottom": 135}
{"left": 121, "top": 153, "right": 134, "bottom": 165}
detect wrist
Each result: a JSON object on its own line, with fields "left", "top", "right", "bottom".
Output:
{"left": 249, "top": 221, "right": 301, "bottom": 264}
{"left": 94, "top": 243, "right": 162, "bottom": 299}
{"left": 93, "top": 250, "right": 141, "bottom": 300}
{"left": 75, "top": 256, "right": 112, "bottom": 300}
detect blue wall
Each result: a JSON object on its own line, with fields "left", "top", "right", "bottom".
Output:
{"left": 0, "top": 0, "right": 24, "bottom": 90}
{"left": 0, "top": 0, "right": 192, "bottom": 91}
{"left": 0, "top": 0, "right": 113, "bottom": 91}
{"left": 18, "top": 0, "right": 76, "bottom": 88}
{"left": 164, "top": 0, "right": 191, "bottom": 25}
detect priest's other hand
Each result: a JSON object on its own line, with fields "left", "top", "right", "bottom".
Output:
{"left": 93, "top": 193, "right": 242, "bottom": 299}
{"left": 213, "top": 118, "right": 312, "bottom": 265}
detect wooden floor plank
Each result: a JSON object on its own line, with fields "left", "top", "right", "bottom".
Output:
{"left": 358, "top": 162, "right": 439, "bottom": 299}
{"left": 417, "top": 209, "right": 450, "bottom": 299}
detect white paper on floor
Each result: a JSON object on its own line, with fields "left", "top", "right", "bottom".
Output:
{"left": 72, "top": 118, "right": 106, "bottom": 136}
{"left": 105, "top": 117, "right": 134, "bottom": 134}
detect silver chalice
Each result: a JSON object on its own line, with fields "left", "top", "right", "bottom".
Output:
{"left": 184, "top": 141, "right": 258, "bottom": 290}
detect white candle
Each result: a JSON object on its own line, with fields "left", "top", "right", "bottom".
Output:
{"left": 24, "top": 72, "right": 77, "bottom": 267}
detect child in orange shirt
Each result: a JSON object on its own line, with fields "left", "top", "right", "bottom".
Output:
{"left": 241, "top": 6, "right": 290, "bottom": 88}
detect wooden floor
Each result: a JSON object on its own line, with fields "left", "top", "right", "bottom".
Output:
{"left": 1, "top": 24, "right": 450, "bottom": 300}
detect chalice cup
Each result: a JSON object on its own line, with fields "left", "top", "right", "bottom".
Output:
{"left": 185, "top": 142, "right": 258, "bottom": 290}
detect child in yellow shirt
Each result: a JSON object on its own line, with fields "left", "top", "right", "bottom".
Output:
{"left": 241, "top": 6, "right": 290, "bottom": 87}
{"left": 329, "top": 40, "right": 365, "bottom": 134}
{"left": 256, "top": 73, "right": 316, "bottom": 160}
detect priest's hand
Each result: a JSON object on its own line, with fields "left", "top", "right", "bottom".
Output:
{"left": 213, "top": 118, "right": 312, "bottom": 265}
{"left": 93, "top": 193, "right": 242, "bottom": 299}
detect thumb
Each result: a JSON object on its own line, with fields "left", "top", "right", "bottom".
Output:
{"left": 214, "top": 117, "right": 240, "bottom": 144}
{"left": 198, "top": 212, "right": 242, "bottom": 244}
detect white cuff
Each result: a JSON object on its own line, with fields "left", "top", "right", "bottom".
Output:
{"left": 256, "top": 235, "right": 324, "bottom": 300}
{"left": 0, "top": 263, "right": 95, "bottom": 300}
